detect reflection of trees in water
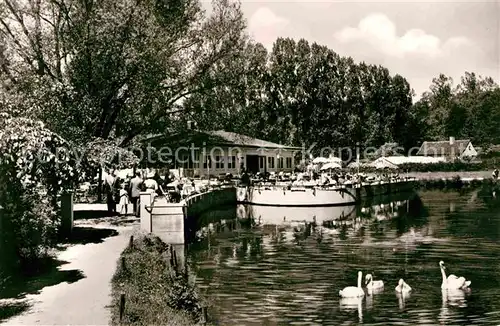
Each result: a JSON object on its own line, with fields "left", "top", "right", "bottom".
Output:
{"left": 426, "top": 186, "right": 500, "bottom": 241}
{"left": 389, "top": 195, "right": 429, "bottom": 237}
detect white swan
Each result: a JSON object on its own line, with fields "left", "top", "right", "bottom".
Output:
{"left": 339, "top": 271, "right": 365, "bottom": 298}
{"left": 439, "top": 261, "right": 471, "bottom": 290}
{"left": 395, "top": 278, "right": 412, "bottom": 294}
{"left": 365, "top": 274, "right": 384, "bottom": 290}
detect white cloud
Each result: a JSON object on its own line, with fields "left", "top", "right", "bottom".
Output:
{"left": 334, "top": 13, "right": 473, "bottom": 59}
{"left": 333, "top": 13, "right": 491, "bottom": 98}
{"left": 248, "top": 7, "right": 290, "bottom": 50}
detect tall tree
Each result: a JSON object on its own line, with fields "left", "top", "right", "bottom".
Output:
{"left": 0, "top": 0, "right": 248, "bottom": 145}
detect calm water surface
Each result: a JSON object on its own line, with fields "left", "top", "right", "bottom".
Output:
{"left": 187, "top": 189, "right": 500, "bottom": 325}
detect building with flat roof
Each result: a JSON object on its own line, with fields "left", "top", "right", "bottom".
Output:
{"left": 143, "top": 130, "right": 301, "bottom": 177}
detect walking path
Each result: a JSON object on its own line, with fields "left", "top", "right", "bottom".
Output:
{"left": 2, "top": 221, "right": 136, "bottom": 326}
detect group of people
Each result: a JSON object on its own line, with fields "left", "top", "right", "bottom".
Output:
{"left": 103, "top": 169, "right": 160, "bottom": 216}
{"left": 103, "top": 168, "right": 190, "bottom": 215}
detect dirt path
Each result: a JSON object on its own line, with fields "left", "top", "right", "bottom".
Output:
{"left": 2, "top": 220, "right": 136, "bottom": 326}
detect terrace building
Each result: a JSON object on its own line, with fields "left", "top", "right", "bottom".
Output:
{"left": 143, "top": 130, "right": 301, "bottom": 178}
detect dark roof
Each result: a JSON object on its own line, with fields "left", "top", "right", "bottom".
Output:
{"left": 416, "top": 139, "right": 471, "bottom": 156}
{"left": 143, "top": 130, "right": 301, "bottom": 150}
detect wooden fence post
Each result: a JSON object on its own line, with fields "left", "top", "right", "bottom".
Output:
{"left": 121, "top": 256, "right": 126, "bottom": 272}
{"left": 201, "top": 306, "right": 208, "bottom": 325}
{"left": 129, "top": 235, "right": 134, "bottom": 249}
{"left": 119, "top": 293, "right": 126, "bottom": 322}
{"left": 173, "top": 249, "right": 178, "bottom": 268}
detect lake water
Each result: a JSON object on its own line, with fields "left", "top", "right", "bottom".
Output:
{"left": 187, "top": 189, "right": 500, "bottom": 325}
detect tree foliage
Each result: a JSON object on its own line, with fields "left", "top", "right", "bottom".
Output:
{"left": 0, "top": 113, "right": 80, "bottom": 265}
{"left": 0, "top": 0, "right": 248, "bottom": 145}
{"left": 183, "top": 37, "right": 419, "bottom": 155}
{"left": 184, "top": 37, "right": 500, "bottom": 154}
{"left": 416, "top": 72, "right": 500, "bottom": 146}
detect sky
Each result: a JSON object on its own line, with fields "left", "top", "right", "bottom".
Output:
{"left": 207, "top": 0, "right": 500, "bottom": 99}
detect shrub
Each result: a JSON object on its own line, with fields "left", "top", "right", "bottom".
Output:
{"left": 0, "top": 114, "right": 79, "bottom": 270}
{"left": 110, "top": 234, "right": 209, "bottom": 326}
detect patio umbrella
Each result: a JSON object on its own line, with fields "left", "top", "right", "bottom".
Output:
{"left": 320, "top": 162, "right": 342, "bottom": 170}
{"left": 312, "top": 157, "right": 329, "bottom": 164}
{"left": 347, "top": 161, "right": 363, "bottom": 169}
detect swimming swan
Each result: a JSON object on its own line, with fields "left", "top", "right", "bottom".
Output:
{"left": 365, "top": 274, "right": 384, "bottom": 290}
{"left": 439, "top": 261, "right": 471, "bottom": 290}
{"left": 395, "top": 278, "right": 412, "bottom": 294}
{"left": 339, "top": 271, "right": 365, "bottom": 298}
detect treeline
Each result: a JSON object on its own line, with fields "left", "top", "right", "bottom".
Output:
{"left": 413, "top": 73, "right": 500, "bottom": 148}
{"left": 0, "top": 0, "right": 499, "bottom": 153}
{"left": 183, "top": 39, "right": 500, "bottom": 154}
{"left": 183, "top": 38, "right": 418, "bottom": 153}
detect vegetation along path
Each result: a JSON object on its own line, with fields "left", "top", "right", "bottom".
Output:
{"left": 2, "top": 218, "right": 136, "bottom": 326}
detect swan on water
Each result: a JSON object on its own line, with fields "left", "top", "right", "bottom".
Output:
{"left": 339, "top": 271, "right": 365, "bottom": 298}
{"left": 395, "top": 279, "right": 412, "bottom": 294}
{"left": 439, "top": 261, "right": 471, "bottom": 290}
{"left": 365, "top": 274, "right": 384, "bottom": 290}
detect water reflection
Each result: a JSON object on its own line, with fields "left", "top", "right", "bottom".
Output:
{"left": 396, "top": 291, "right": 411, "bottom": 310}
{"left": 339, "top": 297, "right": 363, "bottom": 323}
{"left": 188, "top": 189, "right": 500, "bottom": 325}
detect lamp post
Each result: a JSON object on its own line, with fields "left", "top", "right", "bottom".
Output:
{"left": 207, "top": 156, "right": 211, "bottom": 180}
{"left": 277, "top": 153, "right": 280, "bottom": 177}
{"left": 356, "top": 142, "right": 360, "bottom": 177}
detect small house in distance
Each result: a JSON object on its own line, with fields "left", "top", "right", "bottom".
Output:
{"left": 143, "top": 130, "right": 301, "bottom": 178}
{"left": 416, "top": 137, "right": 478, "bottom": 162}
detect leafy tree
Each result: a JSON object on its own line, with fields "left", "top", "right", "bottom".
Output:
{"left": 0, "top": 0, "right": 248, "bottom": 145}
{"left": 415, "top": 71, "right": 500, "bottom": 147}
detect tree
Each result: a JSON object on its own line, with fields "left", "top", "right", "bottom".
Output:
{"left": 414, "top": 71, "right": 500, "bottom": 147}
{"left": 0, "top": 0, "right": 248, "bottom": 146}
{"left": 0, "top": 112, "right": 80, "bottom": 266}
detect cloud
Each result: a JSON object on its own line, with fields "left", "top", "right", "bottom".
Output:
{"left": 334, "top": 13, "right": 473, "bottom": 59}
{"left": 247, "top": 7, "right": 290, "bottom": 50}
{"left": 333, "top": 13, "right": 490, "bottom": 98}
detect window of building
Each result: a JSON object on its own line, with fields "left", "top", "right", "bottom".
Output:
{"left": 228, "top": 156, "right": 236, "bottom": 169}
{"left": 215, "top": 156, "right": 225, "bottom": 169}
{"left": 277, "top": 157, "right": 284, "bottom": 169}
{"left": 259, "top": 156, "right": 265, "bottom": 169}
{"left": 286, "top": 157, "right": 292, "bottom": 169}
{"left": 268, "top": 156, "right": 275, "bottom": 169}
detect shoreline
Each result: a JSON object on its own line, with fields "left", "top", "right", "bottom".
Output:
{"left": 109, "top": 233, "right": 211, "bottom": 326}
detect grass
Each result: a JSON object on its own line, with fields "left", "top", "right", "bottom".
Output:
{"left": 110, "top": 233, "right": 213, "bottom": 326}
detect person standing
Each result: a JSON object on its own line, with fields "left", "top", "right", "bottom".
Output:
{"left": 129, "top": 171, "right": 143, "bottom": 217}
{"left": 118, "top": 182, "right": 130, "bottom": 215}
{"left": 144, "top": 171, "right": 159, "bottom": 196}
{"left": 105, "top": 168, "right": 117, "bottom": 213}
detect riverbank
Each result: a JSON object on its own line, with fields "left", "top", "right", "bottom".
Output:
{"left": 1, "top": 218, "right": 136, "bottom": 325}
{"left": 110, "top": 233, "right": 211, "bottom": 326}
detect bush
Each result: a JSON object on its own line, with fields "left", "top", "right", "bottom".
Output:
{"left": 0, "top": 114, "right": 80, "bottom": 272}
{"left": 110, "top": 234, "right": 210, "bottom": 326}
